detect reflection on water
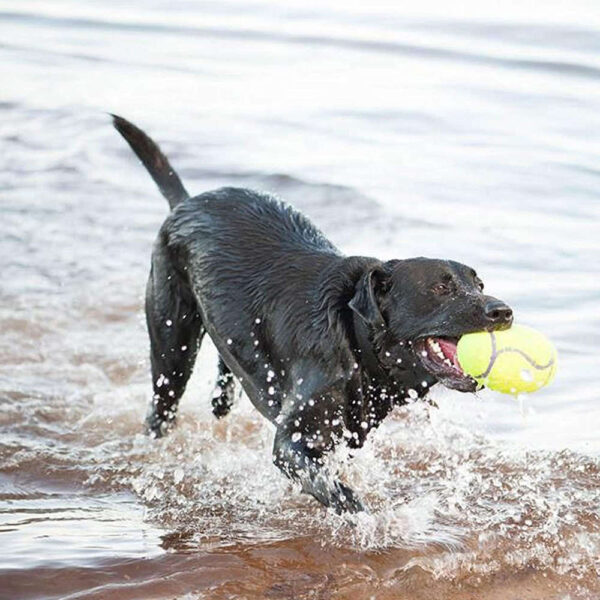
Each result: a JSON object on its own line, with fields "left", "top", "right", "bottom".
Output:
{"left": 1, "top": 0, "right": 599, "bottom": 598}
{"left": 0, "top": 480, "right": 164, "bottom": 569}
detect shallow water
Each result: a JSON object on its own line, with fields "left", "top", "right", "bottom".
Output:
{"left": 1, "top": 0, "right": 600, "bottom": 598}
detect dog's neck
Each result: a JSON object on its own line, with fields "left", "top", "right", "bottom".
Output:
{"left": 352, "top": 313, "right": 436, "bottom": 404}
{"left": 352, "top": 312, "right": 389, "bottom": 381}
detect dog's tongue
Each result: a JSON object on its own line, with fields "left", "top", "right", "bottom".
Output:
{"left": 437, "top": 338, "right": 457, "bottom": 359}
{"left": 437, "top": 337, "right": 462, "bottom": 371}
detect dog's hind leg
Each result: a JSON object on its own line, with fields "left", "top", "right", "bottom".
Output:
{"left": 145, "top": 240, "right": 204, "bottom": 437}
{"left": 211, "top": 357, "right": 235, "bottom": 418}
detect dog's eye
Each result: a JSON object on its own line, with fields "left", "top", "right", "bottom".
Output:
{"left": 432, "top": 283, "right": 450, "bottom": 295}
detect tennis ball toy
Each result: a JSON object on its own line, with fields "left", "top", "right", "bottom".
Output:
{"left": 456, "top": 324, "right": 557, "bottom": 395}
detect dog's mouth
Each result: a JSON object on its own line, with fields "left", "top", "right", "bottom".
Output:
{"left": 414, "top": 336, "right": 477, "bottom": 392}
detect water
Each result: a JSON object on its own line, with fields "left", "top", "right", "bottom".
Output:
{"left": 1, "top": 1, "right": 600, "bottom": 598}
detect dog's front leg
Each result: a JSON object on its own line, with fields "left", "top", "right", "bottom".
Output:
{"left": 272, "top": 410, "right": 364, "bottom": 514}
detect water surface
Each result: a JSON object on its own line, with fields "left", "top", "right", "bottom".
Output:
{"left": 1, "top": 1, "right": 599, "bottom": 598}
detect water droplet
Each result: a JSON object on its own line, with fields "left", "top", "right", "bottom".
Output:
{"left": 520, "top": 368, "right": 533, "bottom": 382}
{"left": 173, "top": 467, "right": 184, "bottom": 484}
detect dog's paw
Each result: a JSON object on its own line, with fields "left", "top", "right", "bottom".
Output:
{"left": 328, "top": 481, "right": 365, "bottom": 514}
{"left": 211, "top": 380, "right": 235, "bottom": 418}
{"left": 145, "top": 413, "right": 175, "bottom": 438}
{"left": 300, "top": 471, "right": 365, "bottom": 514}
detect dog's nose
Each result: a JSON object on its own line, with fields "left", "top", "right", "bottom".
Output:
{"left": 484, "top": 300, "right": 513, "bottom": 325}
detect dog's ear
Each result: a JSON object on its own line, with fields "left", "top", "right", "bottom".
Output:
{"left": 349, "top": 267, "right": 388, "bottom": 327}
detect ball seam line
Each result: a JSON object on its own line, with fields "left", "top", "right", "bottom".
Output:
{"left": 495, "top": 347, "right": 555, "bottom": 370}
{"left": 474, "top": 330, "right": 498, "bottom": 380}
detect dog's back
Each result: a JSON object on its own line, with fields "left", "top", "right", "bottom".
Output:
{"left": 165, "top": 185, "right": 339, "bottom": 260}
{"left": 162, "top": 186, "right": 346, "bottom": 363}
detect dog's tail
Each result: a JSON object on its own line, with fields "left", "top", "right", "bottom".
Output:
{"left": 112, "top": 114, "right": 190, "bottom": 210}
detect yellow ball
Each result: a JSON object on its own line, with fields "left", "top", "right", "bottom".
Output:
{"left": 456, "top": 324, "right": 557, "bottom": 395}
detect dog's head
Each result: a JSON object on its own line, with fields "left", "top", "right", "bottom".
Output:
{"left": 349, "top": 258, "right": 513, "bottom": 392}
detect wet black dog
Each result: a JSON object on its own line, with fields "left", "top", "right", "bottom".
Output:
{"left": 113, "top": 116, "right": 513, "bottom": 513}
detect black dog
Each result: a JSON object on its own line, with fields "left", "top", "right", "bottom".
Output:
{"left": 113, "top": 116, "right": 513, "bottom": 513}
